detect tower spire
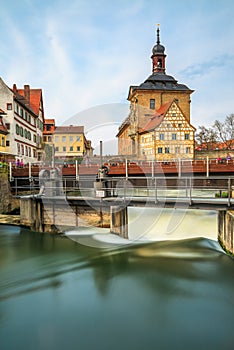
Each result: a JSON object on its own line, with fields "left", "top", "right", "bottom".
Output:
{"left": 151, "top": 24, "right": 166, "bottom": 74}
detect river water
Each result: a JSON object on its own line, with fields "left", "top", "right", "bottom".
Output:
{"left": 0, "top": 209, "right": 234, "bottom": 350}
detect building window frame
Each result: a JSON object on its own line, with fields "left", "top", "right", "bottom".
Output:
{"left": 150, "top": 99, "right": 155, "bottom": 109}
{"left": 159, "top": 133, "right": 164, "bottom": 141}
{"left": 158, "top": 147, "right": 163, "bottom": 154}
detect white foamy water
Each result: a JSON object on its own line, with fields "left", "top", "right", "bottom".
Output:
{"left": 65, "top": 208, "right": 217, "bottom": 248}
{"left": 128, "top": 207, "right": 217, "bottom": 242}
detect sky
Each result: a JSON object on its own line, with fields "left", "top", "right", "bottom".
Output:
{"left": 0, "top": 0, "right": 234, "bottom": 153}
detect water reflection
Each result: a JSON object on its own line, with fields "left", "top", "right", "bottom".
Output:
{"left": 0, "top": 224, "right": 234, "bottom": 350}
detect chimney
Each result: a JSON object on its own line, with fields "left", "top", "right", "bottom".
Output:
{"left": 13, "top": 84, "right": 17, "bottom": 93}
{"left": 24, "top": 85, "right": 30, "bottom": 106}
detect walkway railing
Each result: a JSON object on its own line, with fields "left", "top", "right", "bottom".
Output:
{"left": 13, "top": 175, "right": 234, "bottom": 207}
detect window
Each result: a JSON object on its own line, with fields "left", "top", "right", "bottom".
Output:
{"left": 29, "top": 148, "right": 31, "bottom": 157}
{"left": 70, "top": 136, "right": 74, "bottom": 142}
{"left": 1, "top": 137, "right": 5, "bottom": 147}
{"left": 159, "top": 133, "right": 164, "bottom": 140}
{"left": 5, "top": 123, "right": 10, "bottom": 130}
{"left": 55, "top": 147, "right": 59, "bottom": 152}
{"left": 21, "top": 145, "right": 24, "bottom": 155}
{"left": 33, "top": 134, "right": 36, "bottom": 143}
{"left": 158, "top": 147, "right": 163, "bottom": 154}
{"left": 76, "top": 136, "right": 80, "bottom": 141}
{"left": 172, "top": 133, "right": 177, "bottom": 140}
{"left": 62, "top": 136, "right": 66, "bottom": 142}
{"left": 20, "top": 108, "right": 23, "bottom": 117}
{"left": 175, "top": 146, "right": 180, "bottom": 154}
{"left": 141, "top": 137, "right": 145, "bottom": 143}
{"left": 43, "top": 136, "right": 47, "bottom": 142}
{"left": 7, "top": 103, "right": 12, "bottom": 110}
{"left": 150, "top": 99, "right": 155, "bottom": 109}
{"left": 46, "top": 125, "right": 51, "bottom": 131}
{"left": 77, "top": 146, "right": 80, "bottom": 151}
{"left": 16, "top": 124, "right": 19, "bottom": 135}
{"left": 25, "top": 146, "right": 28, "bottom": 156}
{"left": 17, "top": 143, "right": 20, "bottom": 154}
{"left": 185, "top": 133, "right": 190, "bottom": 140}
{"left": 55, "top": 136, "right": 59, "bottom": 142}
{"left": 33, "top": 149, "right": 36, "bottom": 158}
{"left": 63, "top": 146, "right": 66, "bottom": 152}
{"left": 165, "top": 147, "right": 170, "bottom": 154}
{"left": 70, "top": 146, "right": 73, "bottom": 151}
{"left": 6, "top": 140, "right": 10, "bottom": 147}
{"left": 48, "top": 136, "right": 52, "bottom": 142}
{"left": 186, "top": 147, "right": 191, "bottom": 154}
{"left": 167, "top": 123, "right": 171, "bottom": 128}
{"left": 178, "top": 123, "right": 182, "bottom": 128}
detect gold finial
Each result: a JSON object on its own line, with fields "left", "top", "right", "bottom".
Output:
{"left": 157, "top": 23, "right": 160, "bottom": 27}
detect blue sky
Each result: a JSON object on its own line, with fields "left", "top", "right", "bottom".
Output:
{"left": 1, "top": 0, "right": 234, "bottom": 133}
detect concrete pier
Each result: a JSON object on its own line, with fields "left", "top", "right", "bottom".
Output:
{"left": 110, "top": 206, "right": 128, "bottom": 239}
{"left": 218, "top": 210, "right": 234, "bottom": 255}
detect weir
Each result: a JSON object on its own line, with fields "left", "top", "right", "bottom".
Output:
{"left": 19, "top": 195, "right": 234, "bottom": 255}
{"left": 17, "top": 172, "right": 234, "bottom": 254}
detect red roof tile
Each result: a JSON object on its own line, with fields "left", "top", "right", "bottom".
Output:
{"left": 142, "top": 101, "right": 172, "bottom": 132}
{"left": 17, "top": 88, "right": 42, "bottom": 115}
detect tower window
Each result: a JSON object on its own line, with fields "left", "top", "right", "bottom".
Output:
{"left": 150, "top": 99, "right": 155, "bottom": 109}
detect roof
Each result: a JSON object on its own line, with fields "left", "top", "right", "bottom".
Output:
{"left": 128, "top": 73, "right": 193, "bottom": 100}
{"left": 44, "top": 119, "right": 55, "bottom": 124}
{"left": 0, "top": 116, "right": 8, "bottom": 134}
{"left": 140, "top": 101, "right": 172, "bottom": 132}
{"left": 17, "top": 88, "right": 42, "bottom": 115}
{"left": 53, "top": 125, "right": 84, "bottom": 134}
{"left": 140, "top": 100, "right": 196, "bottom": 133}
{"left": 0, "top": 108, "right": 7, "bottom": 115}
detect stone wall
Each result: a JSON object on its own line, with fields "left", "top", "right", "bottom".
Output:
{"left": 0, "top": 172, "right": 14, "bottom": 213}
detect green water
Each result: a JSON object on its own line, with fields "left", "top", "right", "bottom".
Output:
{"left": 0, "top": 223, "right": 234, "bottom": 350}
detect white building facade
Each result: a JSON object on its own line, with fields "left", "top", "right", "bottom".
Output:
{"left": 0, "top": 78, "right": 44, "bottom": 163}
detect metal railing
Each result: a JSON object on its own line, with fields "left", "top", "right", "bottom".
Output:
{"left": 11, "top": 175, "right": 234, "bottom": 207}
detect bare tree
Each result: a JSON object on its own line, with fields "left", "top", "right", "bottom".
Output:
{"left": 195, "top": 125, "right": 218, "bottom": 150}
{"left": 213, "top": 114, "right": 234, "bottom": 149}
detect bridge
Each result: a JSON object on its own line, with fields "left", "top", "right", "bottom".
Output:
{"left": 18, "top": 174, "right": 234, "bottom": 255}
{"left": 9, "top": 158, "right": 234, "bottom": 179}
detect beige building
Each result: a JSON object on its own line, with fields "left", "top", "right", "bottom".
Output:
{"left": 53, "top": 125, "right": 93, "bottom": 160}
{"left": 139, "top": 100, "right": 195, "bottom": 160}
{"left": 117, "top": 26, "right": 196, "bottom": 160}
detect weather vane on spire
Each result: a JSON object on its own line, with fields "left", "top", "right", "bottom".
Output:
{"left": 156, "top": 23, "right": 160, "bottom": 44}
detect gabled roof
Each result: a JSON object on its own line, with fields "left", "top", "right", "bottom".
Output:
{"left": 17, "top": 88, "right": 42, "bottom": 115}
{"left": 141, "top": 101, "right": 172, "bottom": 132}
{"left": 140, "top": 100, "right": 196, "bottom": 133}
